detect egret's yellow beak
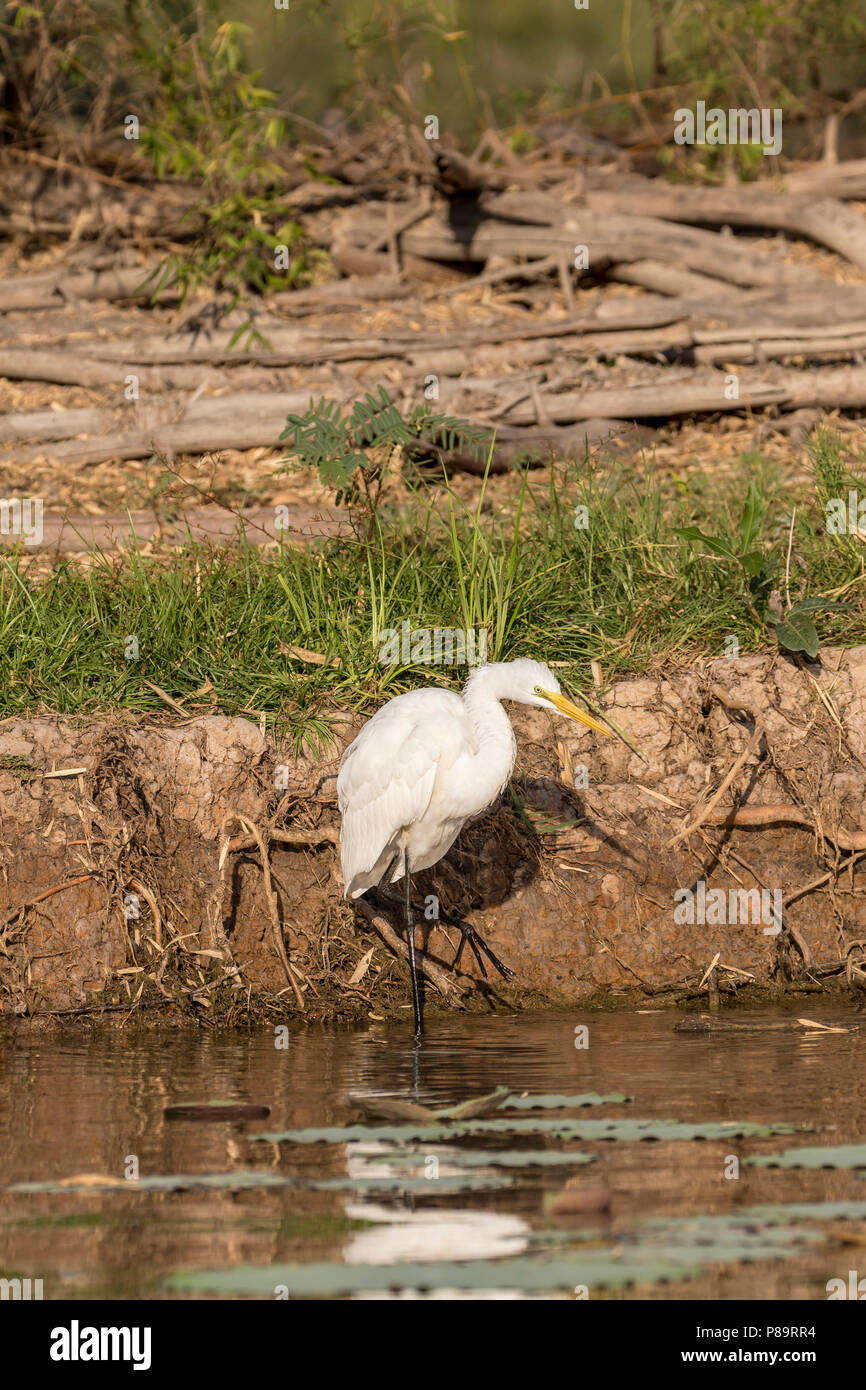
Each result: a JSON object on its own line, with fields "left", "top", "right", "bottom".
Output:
{"left": 540, "top": 688, "right": 612, "bottom": 738}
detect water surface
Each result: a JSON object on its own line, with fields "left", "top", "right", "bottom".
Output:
{"left": 1, "top": 1002, "right": 863, "bottom": 1299}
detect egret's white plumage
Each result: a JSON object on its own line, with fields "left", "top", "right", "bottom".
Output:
{"left": 338, "top": 658, "right": 608, "bottom": 898}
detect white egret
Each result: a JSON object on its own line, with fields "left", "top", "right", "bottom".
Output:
{"left": 338, "top": 658, "right": 613, "bottom": 1032}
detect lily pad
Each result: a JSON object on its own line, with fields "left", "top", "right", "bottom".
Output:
{"left": 370, "top": 1149, "right": 597, "bottom": 1170}
{"left": 502, "top": 1093, "right": 632, "bottom": 1109}
{"left": 2, "top": 1171, "right": 301, "bottom": 1195}
{"left": 346, "top": 1090, "right": 630, "bottom": 1125}
{"left": 164, "top": 1251, "right": 700, "bottom": 1297}
{"left": 316, "top": 1174, "right": 513, "bottom": 1193}
{"left": 162, "top": 1208, "right": 819, "bottom": 1298}
{"left": 747, "top": 1145, "right": 866, "bottom": 1171}
{"left": 251, "top": 1117, "right": 804, "bottom": 1145}
{"left": 738, "top": 1199, "right": 866, "bottom": 1222}
{"left": 1, "top": 1169, "right": 512, "bottom": 1197}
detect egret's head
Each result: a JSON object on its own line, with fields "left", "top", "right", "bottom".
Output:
{"left": 500, "top": 659, "right": 613, "bottom": 737}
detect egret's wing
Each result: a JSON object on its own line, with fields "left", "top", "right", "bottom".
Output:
{"left": 337, "top": 689, "right": 465, "bottom": 897}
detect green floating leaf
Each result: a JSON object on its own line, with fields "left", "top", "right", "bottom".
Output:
{"left": 502, "top": 1093, "right": 632, "bottom": 1110}
{"left": 251, "top": 1117, "right": 804, "bottom": 1145}
{"left": 4, "top": 1171, "right": 301, "bottom": 1195}
{"left": 738, "top": 1199, "right": 866, "bottom": 1222}
{"left": 315, "top": 1175, "right": 512, "bottom": 1193}
{"left": 163, "top": 1208, "right": 821, "bottom": 1298}
{"left": 164, "top": 1252, "right": 700, "bottom": 1297}
{"left": 2, "top": 1169, "right": 512, "bottom": 1197}
{"left": 747, "top": 1145, "right": 866, "bottom": 1171}
{"left": 630, "top": 1212, "right": 821, "bottom": 1261}
{"left": 372, "top": 1149, "right": 597, "bottom": 1170}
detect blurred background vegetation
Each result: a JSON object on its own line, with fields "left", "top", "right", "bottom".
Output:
{"left": 2, "top": 0, "right": 865, "bottom": 161}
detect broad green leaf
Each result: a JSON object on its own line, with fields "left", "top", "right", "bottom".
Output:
{"left": 673, "top": 526, "right": 738, "bottom": 560}
{"left": 738, "top": 480, "right": 766, "bottom": 553}
{"left": 739, "top": 549, "right": 766, "bottom": 578}
{"left": 786, "top": 596, "right": 851, "bottom": 615}
{"left": 770, "top": 611, "right": 819, "bottom": 657}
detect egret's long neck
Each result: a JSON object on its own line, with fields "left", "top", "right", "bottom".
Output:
{"left": 462, "top": 665, "right": 518, "bottom": 791}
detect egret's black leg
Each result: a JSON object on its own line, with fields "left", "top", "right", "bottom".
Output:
{"left": 369, "top": 885, "right": 514, "bottom": 988}
{"left": 404, "top": 862, "right": 423, "bottom": 1035}
{"left": 452, "top": 921, "right": 516, "bottom": 982}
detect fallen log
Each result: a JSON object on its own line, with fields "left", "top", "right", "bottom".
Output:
{"left": 0, "top": 504, "right": 350, "bottom": 553}
{"left": 2, "top": 392, "right": 324, "bottom": 468}
{"left": 498, "top": 373, "right": 787, "bottom": 422}
{"left": 608, "top": 259, "right": 747, "bottom": 299}
{"left": 6, "top": 309, "right": 866, "bottom": 396}
{"left": 0, "top": 304, "right": 687, "bottom": 375}
{"left": 770, "top": 158, "right": 866, "bottom": 200}
{"left": 584, "top": 178, "right": 866, "bottom": 271}
{"left": 411, "top": 420, "right": 658, "bottom": 474}
{"left": 0, "top": 264, "right": 178, "bottom": 312}
{"left": 270, "top": 273, "right": 410, "bottom": 307}
{"left": 11, "top": 362, "right": 866, "bottom": 470}
{"left": 341, "top": 198, "right": 819, "bottom": 287}
{"left": 0, "top": 405, "right": 107, "bottom": 445}
{"left": 0, "top": 349, "right": 224, "bottom": 391}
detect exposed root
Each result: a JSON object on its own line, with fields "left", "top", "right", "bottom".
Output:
{"left": 708, "top": 805, "right": 866, "bottom": 850}
{"left": 126, "top": 876, "right": 162, "bottom": 947}
{"left": 1, "top": 873, "right": 94, "bottom": 933}
{"left": 667, "top": 720, "right": 766, "bottom": 848}
{"left": 785, "top": 850, "right": 866, "bottom": 908}
{"left": 223, "top": 827, "right": 339, "bottom": 855}
{"left": 217, "top": 814, "right": 306, "bottom": 1011}
{"left": 353, "top": 897, "right": 463, "bottom": 1002}
{"left": 844, "top": 939, "right": 866, "bottom": 988}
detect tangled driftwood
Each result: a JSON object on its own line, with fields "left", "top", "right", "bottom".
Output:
{"left": 5, "top": 139, "right": 866, "bottom": 485}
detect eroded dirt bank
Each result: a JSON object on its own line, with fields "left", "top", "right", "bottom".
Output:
{"left": 2, "top": 647, "right": 865, "bottom": 1027}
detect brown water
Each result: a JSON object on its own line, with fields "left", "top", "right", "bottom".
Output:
{"left": 1, "top": 1001, "right": 864, "bottom": 1299}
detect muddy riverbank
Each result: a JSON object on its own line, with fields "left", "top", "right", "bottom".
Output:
{"left": 2, "top": 647, "right": 865, "bottom": 1027}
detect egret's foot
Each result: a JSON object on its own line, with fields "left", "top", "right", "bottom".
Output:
{"left": 367, "top": 888, "right": 514, "bottom": 984}
{"left": 453, "top": 920, "right": 516, "bottom": 983}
